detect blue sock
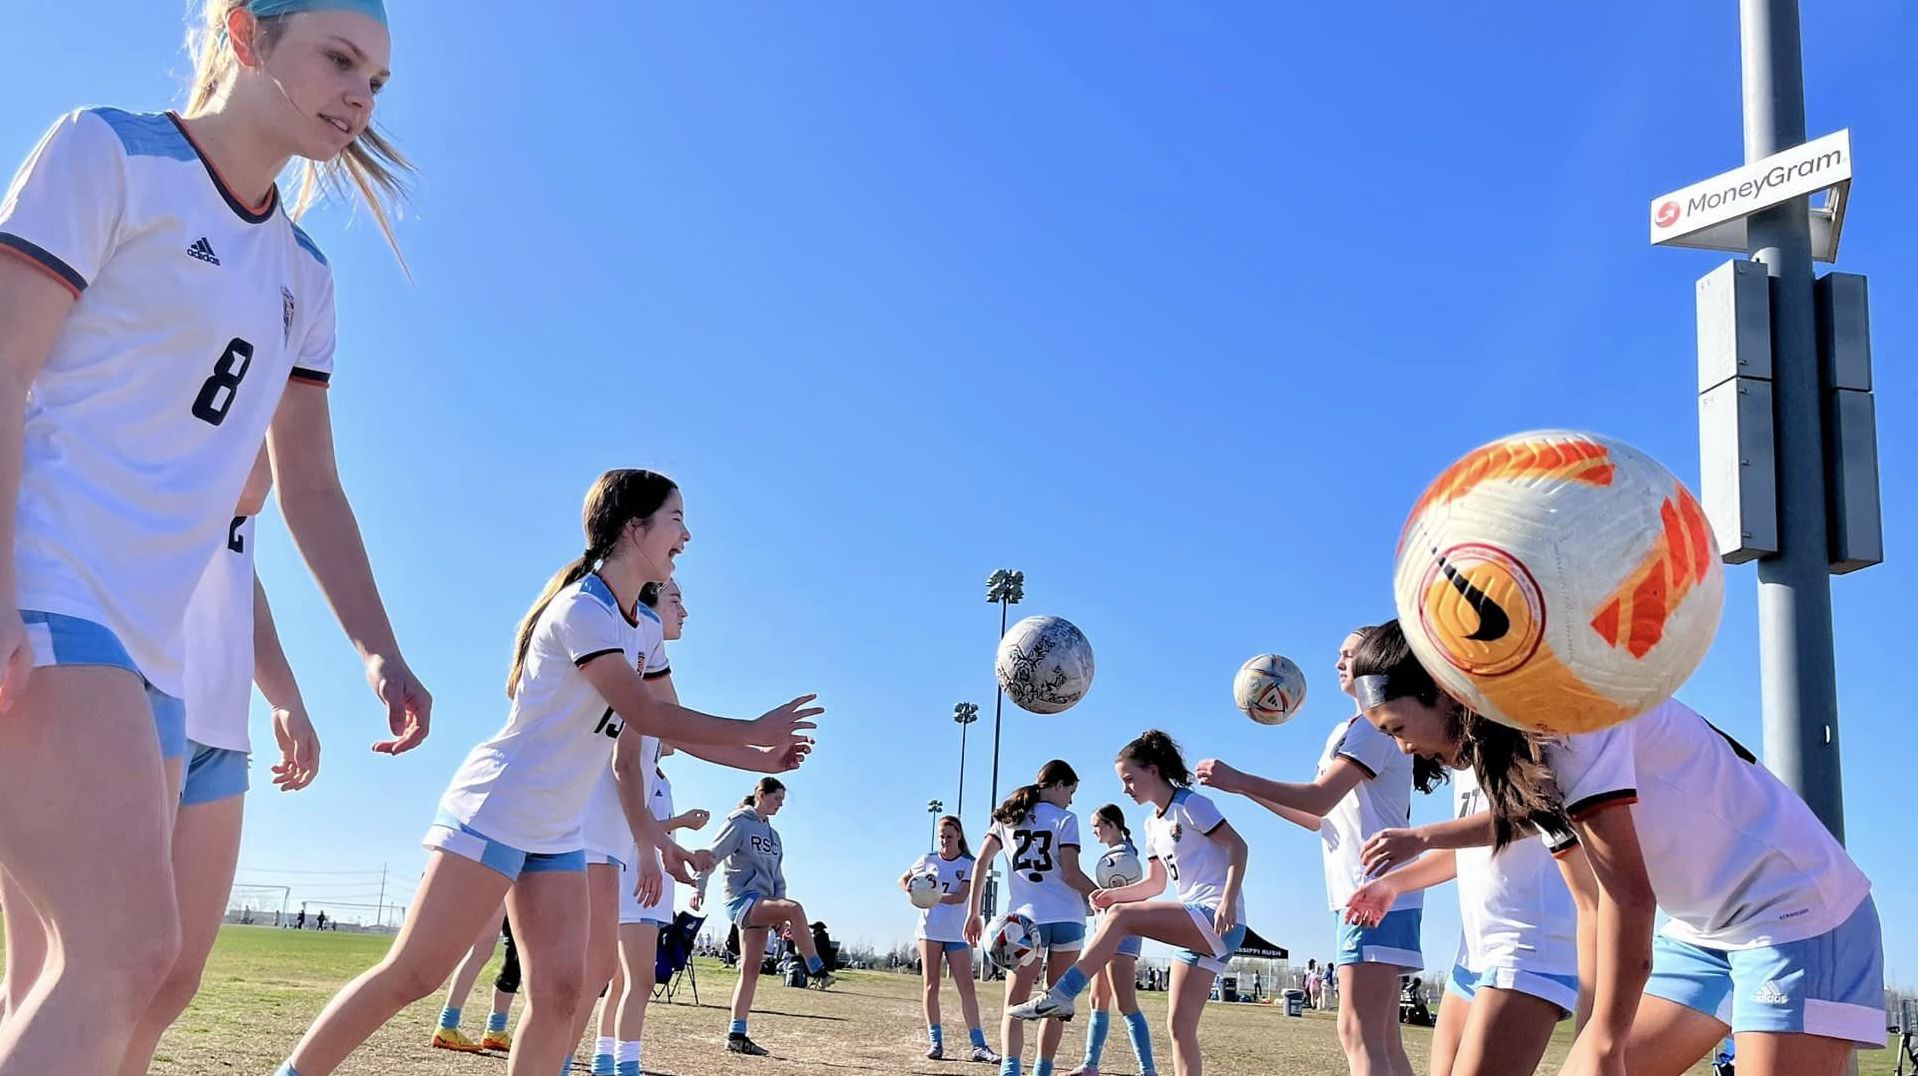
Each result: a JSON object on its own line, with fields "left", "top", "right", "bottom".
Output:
{"left": 1035, "top": 1060, "right": 1054, "bottom": 1076}
{"left": 999, "top": 1058, "right": 1021, "bottom": 1076}
{"left": 806, "top": 954, "right": 824, "bottom": 974}
{"left": 969, "top": 1026, "right": 988, "bottom": 1049}
{"left": 274, "top": 1066, "right": 302, "bottom": 1076}
{"left": 929, "top": 1024, "right": 944, "bottom": 1050}
{"left": 1125, "top": 1009, "right": 1158, "bottom": 1075}
{"left": 730, "top": 1018, "right": 748, "bottom": 1036}
{"left": 616, "top": 1064, "right": 640, "bottom": 1076}
{"left": 1083, "top": 1009, "right": 1111, "bottom": 1065}
{"left": 438, "top": 1006, "right": 461, "bottom": 1031}
{"left": 487, "top": 1010, "right": 509, "bottom": 1034}
{"left": 593, "top": 1050, "right": 614, "bottom": 1075}
{"left": 1055, "top": 965, "right": 1089, "bottom": 1000}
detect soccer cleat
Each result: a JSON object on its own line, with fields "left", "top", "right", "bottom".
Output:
{"left": 970, "top": 1045, "right": 1004, "bottom": 1064}
{"left": 481, "top": 1029, "right": 513, "bottom": 1052}
{"left": 810, "top": 969, "right": 838, "bottom": 990}
{"left": 727, "top": 1032, "right": 770, "bottom": 1056}
{"left": 431, "top": 1027, "right": 485, "bottom": 1053}
{"left": 1009, "top": 990, "right": 1076, "bottom": 1022}
{"left": 926, "top": 1044, "right": 945, "bottom": 1060}
{"left": 1064, "top": 1067, "right": 1100, "bottom": 1076}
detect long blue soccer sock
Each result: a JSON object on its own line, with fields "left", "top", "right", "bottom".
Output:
{"left": 1034, "top": 1059, "right": 1055, "bottom": 1076}
{"left": 437, "top": 1006, "right": 462, "bottom": 1031}
{"left": 1053, "top": 966, "right": 1090, "bottom": 1000}
{"left": 486, "top": 1009, "right": 510, "bottom": 1034}
{"left": 1125, "top": 1009, "right": 1159, "bottom": 1076}
{"left": 274, "top": 1066, "right": 302, "bottom": 1076}
{"left": 969, "top": 1026, "right": 989, "bottom": 1049}
{"left": 998, "top": 1057, "right": 1021, "bottom": 1076}
{"left": 929, "top": 1023, "right": 944, "bottom": 1050}
{"left": 1082, "top": 1009, "right": 1111, "bottom": 1065}
{"left": 730, "top": 1017, "right": 749, "bottom": 1036}
{"left": 616, "top": 1039, "right": 642, "bottom": 1076}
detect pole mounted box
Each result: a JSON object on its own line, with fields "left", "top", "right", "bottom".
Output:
{"left": 1697, "top": 260, "right": 1779, "bottom": 563}
{"left": 1815, "top": 272, "right": 1882, "bottom": 573}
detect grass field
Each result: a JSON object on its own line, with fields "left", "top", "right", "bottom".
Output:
{"left": 0, "top": 923, "right": 1902, "bottom": 1074}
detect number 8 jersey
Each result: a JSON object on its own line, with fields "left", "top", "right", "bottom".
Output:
{"left": 988, "top": 802, "right": 1083, "bottom": 926}
{"left": 0, "top": 109, "right": 334, "bottom": 696}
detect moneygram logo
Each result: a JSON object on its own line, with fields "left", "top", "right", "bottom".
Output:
{"left": 1654, "top": 201, "right": 1681, "bottom": 229}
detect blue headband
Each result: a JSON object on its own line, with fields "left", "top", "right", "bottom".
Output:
{"left": 246, "top": 0, "right": 388, "bottom": 26}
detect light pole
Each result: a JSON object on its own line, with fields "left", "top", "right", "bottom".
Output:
{"left": 927, "top": 799, "right": 944, "bottom": 851}
{"left": 953, "top": 702, "right": 979, "bottom": 819}
{"left": 983, "top": 569, "right": 1024, "bottom": 923}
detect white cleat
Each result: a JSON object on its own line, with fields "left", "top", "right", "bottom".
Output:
{"left": 1008, "top": 990, "right": 1076, "bottom": 1022}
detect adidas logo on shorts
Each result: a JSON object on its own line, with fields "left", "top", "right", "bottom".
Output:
{"left": 1753, "top": 980, "right": 1791, "bottom": 1005}
{"left": 186, "top": 237, "right": 220, "bottom": 265}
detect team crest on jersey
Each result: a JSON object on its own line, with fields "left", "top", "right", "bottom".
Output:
{"left": 281, "top": 287, "right": 296, "bottom": 343}
{"left": 1169, "top": 821, "right": 1183, "bottom": 842}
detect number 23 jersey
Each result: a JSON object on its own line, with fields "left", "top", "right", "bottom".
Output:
{"left": 988, "top": 802, "right": 1083, "bottom": 925}
{"left": 0, "top": 109, "right": 334, "bottom": 696}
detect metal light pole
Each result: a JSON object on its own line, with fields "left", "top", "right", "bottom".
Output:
{"left": 927, "top": 800, "right": 944, "bottom": 851}
{"left": 1739, "top": 0, "right": 1846, "bottom": 839}
{"left": 953, "top": 702, "right": 979, "bottom": 819}
{"left": 983, "top": 569, "right": 1024, "bottom": 923}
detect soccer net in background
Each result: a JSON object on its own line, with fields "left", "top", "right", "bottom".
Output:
{"left": 225, "top": 884, "right": 290, "bottom": 926}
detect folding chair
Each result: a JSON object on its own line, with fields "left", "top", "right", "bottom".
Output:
{"left": 654, "top": 911, "right": 706, "bottom": 1006}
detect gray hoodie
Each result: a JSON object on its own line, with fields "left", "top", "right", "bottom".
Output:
{"left": 701, "top": 806, "right": 786, "bottom": 904}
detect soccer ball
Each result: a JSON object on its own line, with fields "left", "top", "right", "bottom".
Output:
{"left": 906, "top": 871, "right": 942, "bottom": 910}
{"left": 1232, "top": 654, "right": 1308, "bottom": 725}
{"left": 987, "top": 912, "right": 1041, "bottom": 971}
{"left": 995, "top": 616, "right": 1095, "bottom": 715}
{"left": 1095, "top": 848, "right": 1143, "bottom": 889}
{"left": 1393, "top": 430, "right": 1723, "bottom": 735}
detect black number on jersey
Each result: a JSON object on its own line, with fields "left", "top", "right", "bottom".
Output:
{"left": 1011, "top": 829, "right": 1055, "bottom": 874}
{"left": 593, "top": 707, "right": 623, "bottom": 739}
{"left": 227, "top": 515, "right": 246, "bottom": 553}
{"left": 191, "top": 337, "right": 255, "bottom": 427}
{"left": 1165, "top": 856, "right": 1180, "bottom": 882}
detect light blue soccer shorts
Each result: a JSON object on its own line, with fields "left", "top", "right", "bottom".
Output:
{"left": 180, "top": 739, "right": 249, "bottom": 806}
{"left": 22, "top": 610, "right": 186, "bottom": 760}
{"left": 1645, "top": 895, "right": 1885, "bottom": 1047}
{"left": 1335, "top": 907, "right": 1424, "bottom": 969}
{"left": 1034, "top": 920, "right": 1086, "bottom": 953}
{"left": 422, "top": 812, "right": 587, "bottom": 882}
{"left": 1445, "top": 963, "right": 1580, "bottom": 1018}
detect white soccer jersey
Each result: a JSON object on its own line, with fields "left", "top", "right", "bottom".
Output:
{"left": 182, "top": 515, "right": 257, "bottom": 752}
{"left": 438, "top": 574, "right": 649, "bottom": 853}
{"left": 1451, "top": 765, "right": 1577, "bottom": 976}
{"left": 1318, "top": 716, "right": 1421, "bottom": 912}
{"left": 1, "top": 109, "right": 335, "bottom": 696}
{"left": 582, "top": 620, "right": 671, "bottom": 858}
{"left": 988, "top": 802, "right": 1084, "bottom": 925}
{"left": 911, "top": 852, "right": 975, "bottom": 944}
{"left": 1147, "top": 789, "right": 1244, "bottom": 922}
{"left": 1548, "top": 699, "right": 1871, "bottom": 951}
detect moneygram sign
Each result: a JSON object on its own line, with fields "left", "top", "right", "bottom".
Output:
{"left": 1650, "top": 130, "right": 1851, "bottom": 261}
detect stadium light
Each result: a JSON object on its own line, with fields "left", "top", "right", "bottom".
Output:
{"left": 953, "top": 702, "right": 979, "bottom": 818}
{"left": 983, "top": 569, "right": 1024, "bottom": 921}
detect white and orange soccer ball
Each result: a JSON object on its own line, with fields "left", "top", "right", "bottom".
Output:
{"left": 1392, "top": 431, "right": 1723, "bottom": 735}
{"left": 1232, "top": 654, "right": 1308, "bottom": 726}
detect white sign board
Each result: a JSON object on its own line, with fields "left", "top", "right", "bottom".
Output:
{"left": 1650, "top": 129, "right": 1851, "bottom": 262}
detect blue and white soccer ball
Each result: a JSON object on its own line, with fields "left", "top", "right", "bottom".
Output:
{"left": 906, "top": 871, "right": 943, "bottom": 910}
{"left": 995, "top": 615, "right": 1095, "bottom": 715}
{"left": 1095, "top": 848, "right": 1143, "bottom": 889}
{"left": 987, "top": 912, "right": 1041, "bottom": 971}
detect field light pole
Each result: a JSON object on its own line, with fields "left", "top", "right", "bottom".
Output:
{"left": 983, "top": 569, "right": 1024, "bottom": 922}
{"left": 927, "top": 800, "right": 943, "bottom": 851}
{"left": 953, "top": 702, "right": 979, "bottom": 819}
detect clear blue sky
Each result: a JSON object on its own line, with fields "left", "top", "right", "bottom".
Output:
{"left": 7, "top": 4, "right": 1913, "bottom": 983}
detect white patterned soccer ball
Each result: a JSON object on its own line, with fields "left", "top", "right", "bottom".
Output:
{"left": 906, "top": 871, "right": 942, "bottom": 910}
{"left": 1095, "top": 848, "right": 1143, "bottom": 889}
{"left": 1232, "top": 654, "right": 1308, "bottom": 726}
{"left": 1392, "top": 430, "right": 1724, "bottom": 735}
{"left": 987, "top": 912, "right": 1041, "bottom": 971}
{"left": 995, "top": 616, "right": 1095, "bottom": 715}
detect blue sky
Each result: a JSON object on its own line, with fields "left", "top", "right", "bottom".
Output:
{"left": 7, "top": 4, "right": 1914, "bottom": 982}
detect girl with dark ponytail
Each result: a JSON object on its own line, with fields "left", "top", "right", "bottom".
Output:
{"left": 964, "top": 760, "right": 1097, "bottom": 1076}
{"left": 1010, "top": 730, "right": 1248, "bottom": 1076}
{"left": 1193, "top": 626, "right": 1428, "bottom": 1076}
{"left": 1337, "top": 619, "right": 1591, "bottom": 1076}
{"left": 1069, "top": 804, "right": 1159, "bottom": 1076}
{"left": 275, "top": 471, "right": 822, "bottom": 1076}
{"left": 1347, "top": 620, "right": 1884, "bottom": 1076}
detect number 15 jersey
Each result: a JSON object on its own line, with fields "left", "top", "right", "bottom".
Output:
{"left": 988, "top": 802, "right": 1083, "bottom": 925}
{"left": 0, "top": 109, "right": 334, "bottom": 697}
